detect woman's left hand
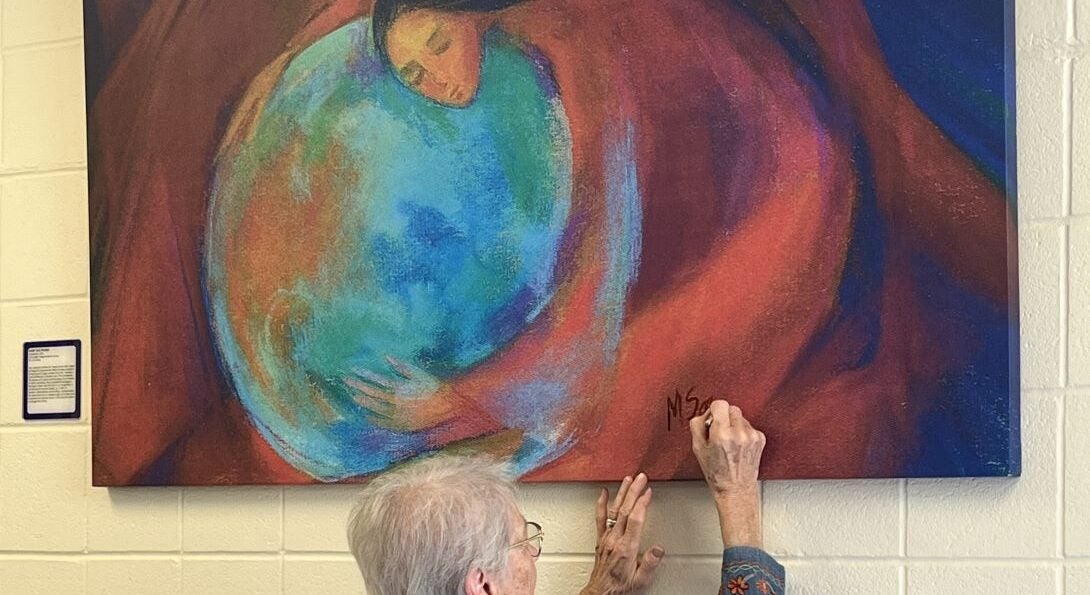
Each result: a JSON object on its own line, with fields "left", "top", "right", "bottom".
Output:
{"left": 580, "top": 473, "right": 665, "bottom": 595}
{"left": 344, "top": 357, "right": 460, "bottom": 432}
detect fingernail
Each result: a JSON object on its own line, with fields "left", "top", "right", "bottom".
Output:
{"left": 651, "top": 546, "right": 665, "bottom": 558}
{"left": 623, "top": 476, "right": 632, "bottom": 483}
{"left": 637, "top": 472, "right": 646, "bottom": 480}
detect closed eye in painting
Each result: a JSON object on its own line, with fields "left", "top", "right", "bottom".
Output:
{"left": 426, "top": 27, "right": 453, "bottom": 54}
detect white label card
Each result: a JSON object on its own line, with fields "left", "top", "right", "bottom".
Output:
{"left": 24, "top": 342, "right": 80, "bottom": 418}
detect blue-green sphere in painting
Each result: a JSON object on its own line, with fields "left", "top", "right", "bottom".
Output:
{"left": 205, "top": 19, "right": 573, "bottom": 480}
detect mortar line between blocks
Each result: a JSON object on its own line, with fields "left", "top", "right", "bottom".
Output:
{"left": 0, "top": 164, "right": 4, "bottom": 300}
{"left": 1063, "top": 58, "right": 1074, "bottom": 218}
{"left": 280, "top": 550, "right": 286, "bottom": 595}
{"left": 0, "top": 294, "right": 89, "bottom": 307}
{"left": 0, "top": 52, "right": 4, "bottom": 176}
{"left": 280, "top": 489, "right": 287, "bottom": 595}
{"left": 1, "top": 37, "right": 83, "bottom": 55}
{"left": 1025, "top": 215, "right": 1090, "bottom": 225}
{"left": 279, "top": 488, "right": 286, "bottom": 554}
{"left": 1062, "top": 224, "right": 1070, "bottom": 387}
{"left": 83, "top": 429, "right": 91, "bottom": 556}
{"left": 899, "top": 564, "right": 907, "bottom": 595}
{"left": 0, "top": 164, "right": 87, "bottom": 180}
{"left": 179, "top": 488, "right": 186, "bottom": 556}
{"left": 899, "top": 479, "right": 907, "bottom": 558}
{"left": 0, "top": 425, "right": 87, "bottom": 435}
{"left": 1058, "top": 385, "right": 1067, "bottom": 559}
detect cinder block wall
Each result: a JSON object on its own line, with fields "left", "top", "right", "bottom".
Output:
{"left": 0, "top": 1, "right": 1086, "bottom": 593}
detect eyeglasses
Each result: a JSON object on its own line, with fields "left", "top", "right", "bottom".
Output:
{"left": 509, "top": 521, "right": 544, "bottom": 558}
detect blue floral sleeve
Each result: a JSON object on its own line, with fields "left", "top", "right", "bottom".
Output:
{"left": 720, "top": 547, "right": 785, "bottom": 595}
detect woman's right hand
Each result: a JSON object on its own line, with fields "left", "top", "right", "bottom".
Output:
{"left": 689, "top": 400, "right": 766, "bottom": 548}
{"left": 580, "top": 473, "right": 665, "bottom": 595}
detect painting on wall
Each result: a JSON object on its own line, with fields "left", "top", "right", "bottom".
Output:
{"left": 85, "top": 0, "right": 1019, "bottom": 485}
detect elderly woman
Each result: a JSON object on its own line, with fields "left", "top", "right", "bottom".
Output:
{"left": 347, "top": 401, "right": 784, "bottom": 594}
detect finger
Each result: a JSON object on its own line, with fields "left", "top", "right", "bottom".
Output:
{"left": 614, "top": 473, "right": 647, "bottom": 535}
{"left": 360, "top": 408, "right": 396, "bottom": 426}
{"left": 350, "top": 368, "right": 394, "bottom": 390}
{"left": 345, "top": 377, "right": 398, "bottom": 406}
{"left": 385, "top": 356, "right": 422, "bottom": 380}
{"left": 345, "top": 381, "right": 399, "bottom": 419}
{"left": 708, "top": 400, "right": 732, "bottom": 428}
{"left": 728, "top": 405, "right": 749, "bottom": 428}
{"left": 689, "top": 413, "right": 709, "bottom": 446}
{"left": 619, "top": 485, "right": 652, "bottom": 543}
{"left": 595, "top": 487, "right": 608, "bottom": 539}
{"left": 609, "top": 476, "right": 632, "bottom": 523}
{"left": 352, "top": 391, "right": 397, "bottom": 417}
{"left": 634, "top": 545, "right": 666, "bottom": 588}
{"left": 364, "top": 411, "right": 412, "bottom": 432}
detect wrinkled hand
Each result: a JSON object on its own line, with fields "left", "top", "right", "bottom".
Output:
{"left": 690, "top": 400, "right": 765, "bottom": 496}
{"left": 580, "top": 473, "right": 665, "bottom": 595}
{"left": 344, "top": 356, "right": 459, "bottom": 432}
{"left": 690, "top": 400, "right": 766, "bottom": 548}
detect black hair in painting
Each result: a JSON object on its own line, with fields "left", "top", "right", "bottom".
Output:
{"left": 372, "top": 0, "right": 529, "bottom": 68}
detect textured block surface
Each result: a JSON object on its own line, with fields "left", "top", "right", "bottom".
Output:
{"left": 283, "top": 557, "right": 364, "bottom": 595}
{"left": 908, "top": 564, "right": 1059, "bottom": 595}
{"left": 1020, "top": 225, "right": 1064, "bottom": 388}
{"left": 1, "top": 43, "right": 86, "bottom": 167}
{"left": 87, "top": 559, "right": 182, "bottom": 595}
{"left": 1067, "top": 394, "right": 1090, "bottom": 556}
{"left": 0, "top": 559, "right": 84, "bottom": 594}
{"left": 783, "top": 561, "right": 901, "bottom": 595}
{"left": 0, "top": 174, "right": 90, "bottom": 300}
{"left": 181, "top": 559, "right": 281, "bottom": 595}
{"left": 1017, "top": 55, "right": 1067, "bottom": 220}
{"left": 1069, "top": 566, "right": 1090, "bottom": 595}
{"left": 182, "top": 488, "right": 281, "bottom": 552}
{"left": 1075, "top": 59, "right": 1090, "bottom": 215}
{"left": 1, "top": 0, "right": 83, "bottom": 47}
{"left": 1072, "top": 220, "right": 1090, "bottom": 386}
{"left": 284, "top": 486, "right": 360, "bottom": 552}
{"left": 0, "top": 430, "right": 87, "bottom": 551}
{"left": 87, "top": 488, "right": 181, "bottom": 552}
{"left": 763, "top": 480, "right": 901, "bottom": 557}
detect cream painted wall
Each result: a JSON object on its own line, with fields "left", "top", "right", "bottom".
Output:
{"left": 0, "top": 0, "right": 1087, "bottom": 593}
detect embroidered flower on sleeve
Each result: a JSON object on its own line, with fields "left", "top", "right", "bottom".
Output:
{"left": 756, "top": 578, "right": 772, "bottom": 594}
{"left": 728, "top": 576, "right": 749, "bottom": 594}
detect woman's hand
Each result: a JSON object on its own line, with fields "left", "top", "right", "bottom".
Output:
{"left": 344, "top": 356, "right": 460, "bottom": 432}
{"left": 689, "top": 401, "right": 766, "bottom": 548}
{"left": 580, "top": 473, "right": 665, "bottom": 595}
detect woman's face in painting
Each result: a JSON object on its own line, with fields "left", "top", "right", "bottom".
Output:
{"left": 386, "top": 8, "right": 486, "bottom": 107}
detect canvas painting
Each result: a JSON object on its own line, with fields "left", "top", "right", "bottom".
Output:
{"left": 85, "top": 0, "right": 1019, "bottom": 485}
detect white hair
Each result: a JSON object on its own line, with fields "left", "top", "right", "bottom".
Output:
{"left": 346, "top": 455, "right": 518, "bottom": 595}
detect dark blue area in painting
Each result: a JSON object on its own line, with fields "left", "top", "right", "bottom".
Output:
{"left": 730, "top": 0, "right": 1018, "bottom": 476}
{"left": 863, "top": 0, "right": 1010, "bottom": 185}
{"left": 865, "top": 0, "right": 1017, "bottom": 476}
{"left": 903, "top": 255, "right": 1018, "bottom": 477}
